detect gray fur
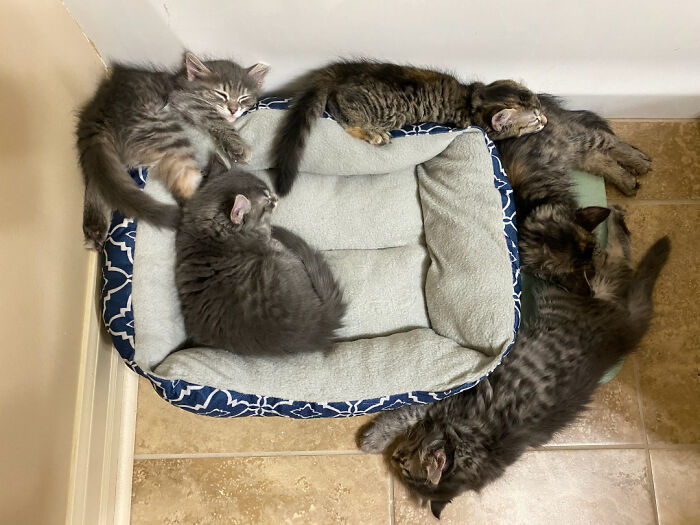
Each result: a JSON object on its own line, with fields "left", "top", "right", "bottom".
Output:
{"left": 496, "top": 95, "right": 652, "bottom": 292}
{"left": 272, "top": 60, "right": 546, "bottom": 195}
{"left": 175, "top": 166, "right": 346, "bottom": 355}
{"left": 359, "top": 207, "right": 670, "bottom": 518}
{"left": 76, "top": 52, "right": 269, "bottom": 250}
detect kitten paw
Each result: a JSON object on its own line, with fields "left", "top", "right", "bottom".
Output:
{"left": 615, "top": 174, "right": 640, "bottom": 196}
{"left": 83, "top": 228, "right": 106, "bottom": 252}
{"left": 618, "top": 146, "right": 652, "bottom": 176}
{"left": 357, "top": 421, "right": 388, "bottom": 453}
{"left": 221, "top": 143, "right": 252, "bottom": 164}
{"left": 367, "top": 130, "right": 392, "bottom": 146}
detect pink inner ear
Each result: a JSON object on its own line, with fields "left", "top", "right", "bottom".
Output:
{"left": 491, "top": 108, "right": 515, "bottom": 131}
{"left": 230, "top": 194, "right": 251, "bottom": 224}
{"left": 426, "top": 450, "right": 446, "bottom": 485}
{"left": 185, "top": 52, "right": 211, "bottom": 81}
{"left": 248, "top": 63, "right": 270, "bottom": 88}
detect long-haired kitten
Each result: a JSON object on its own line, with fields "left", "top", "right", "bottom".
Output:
{"left": 272, "top": 60, "right": 546, "bottom": 195}
{"left": 77, "top": 52, "right": 269, "bottom": 249}
{"left": 359, "top": 207, "right": 669, "bottom": 518}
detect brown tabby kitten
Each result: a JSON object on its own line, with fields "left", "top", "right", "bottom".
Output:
{"left": 77, "top": 52, "right": 269, "bottom": 250}
{"left": 175, "top": 164, "right": 346, "bottom": 355}
{"left": 495, "top": 94, "right": 652, "bottom": 293}
{"left": 272, "top": 60, "right": 546, "bottom": 195}
{"left": 358, "top": 207, "right": 670, "bottom": 519}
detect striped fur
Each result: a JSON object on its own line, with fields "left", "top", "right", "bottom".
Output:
{"left": 496, "top": 95, "right": 652, "bottom": 293}
{"left": 359, "top": 207, "right": 670, "bottom": 518}
{"left": 76, "top": 52, "right": 269, "bottom": 250}
{"left": 271, "top": 60, "right": 545, "bottom": 195}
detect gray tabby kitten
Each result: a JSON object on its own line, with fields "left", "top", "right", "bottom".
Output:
{"left": 175, "top": 165, "right": 346, "bottom": 355}
{"left": 495, "top": 94, "right": 652, "bottom": 293}
{"left": 359, "top": 207, "right": 669, "bottom": 518}
{"left": 77, "top": 52, "right": 269, "bottom": 250}
{"left": 273, "top": 60, "right": 546, "bottom": 195}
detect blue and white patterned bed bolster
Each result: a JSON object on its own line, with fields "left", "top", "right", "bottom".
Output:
{"left": 101, "top": 97, "right": 521, "bottom": 419}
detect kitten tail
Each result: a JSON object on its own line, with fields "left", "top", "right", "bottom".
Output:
{"left": 78, "top": 133, "right": 181, "bottom": 248}
{"left": 297, "top": 242, "right": 346, "bottom": 334}
{"left": 272, "top": 85, "right": 330, "bottom": 196}
{"left": 626, "top": 236, "right": 671, "bottom": 328}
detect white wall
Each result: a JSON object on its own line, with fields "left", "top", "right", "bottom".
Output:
{"left": 63, "top": 0, "right": 699, "bottom": 117}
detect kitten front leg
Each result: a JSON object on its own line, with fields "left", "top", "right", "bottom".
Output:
{"left": 357, "top": 404, "right": 430, "bottom": 453}
{"left": 607, "top": 140, "right": 652, "bottom": 176}
{"left": 580, "top": 151, "right": 640, "bottom": 196}
{"left": 210, "top": 127, "right": 252, "bottom": 164}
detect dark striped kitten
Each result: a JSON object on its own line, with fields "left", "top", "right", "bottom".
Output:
{"left": 175, "top": 164, "right": 346, "bottom": 355}
{"left": 358, "top": 207, "right": 669, "bottom": 519}
{"left": 496, "top": 94, "right": 652, "bottom": 293}
{"left": 272, "top": 60, "right": 546, "bottom": 195}
{"left": 77, "top": 52, "right": 269, "bottom": 250}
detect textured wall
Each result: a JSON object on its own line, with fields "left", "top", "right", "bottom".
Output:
{"left": 62, "top": 0, "right": 700, "bottom": 117}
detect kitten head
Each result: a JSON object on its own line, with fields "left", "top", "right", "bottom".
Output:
{"left": 520, "top": 205, "right": 611, "bottom": 295}
{"left": 471, "top": 80, "right": 546, "bottom": 140}
{"left": 185, "top": 164, "right": 278, "bottom": 239}
{"left": 177, "top": 52, "right": 270, "bottom": 122}
{"left": 390, "top": 426, "right": 465, "bottom": 519}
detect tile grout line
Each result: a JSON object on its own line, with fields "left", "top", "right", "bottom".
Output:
{"left": 388, "top": 472, "right": 395, "bottom": 525}
{"left": 607, "top": 199, "right": 698, "bottom": 205}
{"left": 134, "top": 449, "right": 366, "bottom": 460}
{"left": 633, "top": 352, "right": 661, "bottom": 525}
{"left": 535, "top": 443, "right": 700, "bottom": 451}
{"left": 646, "top": 448, "right": 661, "bottom": 525}
{"left": 134, "top": 442, "right": 700, "bottom": 460}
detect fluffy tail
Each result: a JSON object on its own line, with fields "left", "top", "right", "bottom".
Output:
{"left": 626, "top": 236, "right": 671, "bottom": 331}
{"left": 272, "top": 84, "right": 330, "bottom": 195}
{"left": 272, "top": 227, "right": 346, "bottom": 331}
{"left": 78, "top": 132, "right": 181, "bottom": 248}
{"left": 303, "top": 250, "right": 346, "bottom": 330}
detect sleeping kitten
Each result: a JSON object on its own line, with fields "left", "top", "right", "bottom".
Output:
{"left": 496, "top": 94, "right": 652, "bottom": 293}
{"left": 272, "top": 60, "right": 546, "bottom": 195}
{"left": 359, "top": 207, "right": 669, "bottom": 519}
{"left": 175, "top": 164, "right": 346, "bottom": 355}
{"left": 77, "top": 52, "right": 269, "bottom": 250}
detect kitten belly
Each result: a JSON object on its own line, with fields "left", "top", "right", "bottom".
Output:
{"left": 180, "top": 123, "right": 216, "bottom": 170}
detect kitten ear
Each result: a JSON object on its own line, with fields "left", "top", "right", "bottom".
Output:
{"left": 491, "top": 108, "right": 517, "bottom": 131}
{"left": 426, "top": 449, "right": 447, "bottom": 485}
{"left": 575, "top": 206, "right": 611, "bottom": 232}
{"left": 247, "top": 63, "right": 270, "bottom": 89}
{"left": 230, "top": 194, "right": 252, "bottom": 224}
{"left": 429, "top": 499, "right": 450, "bottom": 519}
{"left": 184, "top": 52, "right": 212, "bottom": 81}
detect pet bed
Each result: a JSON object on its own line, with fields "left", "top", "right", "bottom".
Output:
{"left": 102, "top": 97, "right": 523, "bottom": 418}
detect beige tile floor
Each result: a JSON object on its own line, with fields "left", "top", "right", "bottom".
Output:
{"left": 131, "top": 121, "right": 699, "bottom": 525}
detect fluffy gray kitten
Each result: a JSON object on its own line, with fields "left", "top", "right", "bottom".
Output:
{"left": 76, "top": 52, "right": 269, "bottom": 250}
{"left": 495, "top": 94, "right": 652, "bottom": 294}
{"left": 359, "top": 207, "right": 669, "bottom": 519}
{"left": 273, "top": 60, "right": 546, "bottom": 195}
{"left": 175, "top": 165, "right": 346, "bottom": 355}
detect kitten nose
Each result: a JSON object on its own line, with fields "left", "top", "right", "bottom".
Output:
{"left": 540, "top": 113, "right": 548, "bottom": 125}
{"left": 268, "top": 193, "right": 279, "bottom": 207}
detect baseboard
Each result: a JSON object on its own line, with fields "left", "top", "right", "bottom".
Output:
{"left": 67, "top": 255, "right": 138, "bottom": 525}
